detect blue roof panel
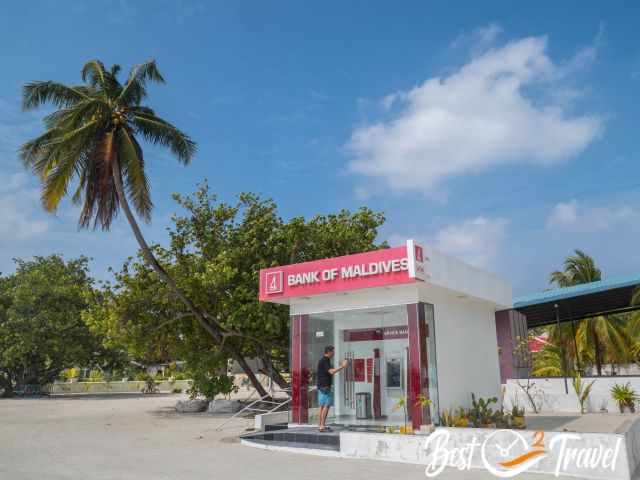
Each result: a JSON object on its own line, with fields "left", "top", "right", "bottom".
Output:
{"left": 513, "top": 273, "right": 640, "bottom": 309}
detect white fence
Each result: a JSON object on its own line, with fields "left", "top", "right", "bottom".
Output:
{"left": 504, "top": 377, "right": 640, "bottom": 414}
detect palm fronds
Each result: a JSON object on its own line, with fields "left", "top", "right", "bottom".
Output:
{"left": 549, "top": 250, "right": 602, "bottom": 287}
{"left": 21, "top": 59, "right": 195, "bottom": 230}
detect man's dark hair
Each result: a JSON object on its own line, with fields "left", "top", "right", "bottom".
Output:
{"left": 324, "top": 345, "right": 335, "bottom": 354}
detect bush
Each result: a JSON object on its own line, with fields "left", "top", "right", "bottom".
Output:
{"left": 88, "top": 369, "right": 104, "bottom": 382}
{"left": 187, "top": 373, "right": 236, "bottom": 401}
{"left": 611, "top": 383, "right": 637, "bottom": 413}
{"left": 134, "top": 371, "right": 150, "bottom": 381}
{"left": 60, "top": 368, "right": 79, "bottom": 382}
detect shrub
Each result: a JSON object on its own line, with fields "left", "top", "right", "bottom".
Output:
{"left": 187, "top": 373, "right": 236, "bottom": 401}
{"left": 572, "top": 374, "right": 596, "bottom": 414}
{"left": 611, "top": 383, "right": 637, "bottom": 413}
{"left": 88, "top": 369, "right": 104, "bottom": 382}
{"left": 469, "top": 393, "right": 498, "bottom": 427}
{"left": 61, "top": 368, "right": 79, "bottom": 382}
{"left": 134, "top": 371, "right": 150, "bottom": 381}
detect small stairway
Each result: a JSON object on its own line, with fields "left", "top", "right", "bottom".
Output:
{"left": 242, "top": 425, "right": 341, "bottom": 451}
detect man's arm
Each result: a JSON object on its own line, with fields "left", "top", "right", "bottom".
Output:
{"left": 329, "top": 359, "right": 348, "bottom": 375}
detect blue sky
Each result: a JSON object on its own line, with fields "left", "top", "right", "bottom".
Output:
{"left": 1, "top": 1, "right": 639, "bottom": 296}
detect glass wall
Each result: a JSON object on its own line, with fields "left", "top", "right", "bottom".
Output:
{"left": 290, "top": 303, "right": 438, "bottom": 430}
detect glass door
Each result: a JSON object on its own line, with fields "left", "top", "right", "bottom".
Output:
{"left": 334, "top": 305, "right": 409, "bottom": 428}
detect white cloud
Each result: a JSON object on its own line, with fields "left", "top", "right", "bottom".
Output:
{"left": 560, "top": 22, "right": 605, "bottom": 76}
{"left": 390, "top": 216, "right": 508, "bottom": 270}
{"left": 451, "top": 23, "right": 503, "bottom": 56}
{"left": 0, "top": 179, "right": 49, "bottom": 242}
{"left": 348, "top": 35, "right": 603, "bottom": 194}
{"left": 0, "top": 101, "right": 51, "bottom": 244}
{"left": 547, "top": 199, "right": 633, "bottom": 231}
{"left": 434, "top": 217, "right": 508, "bottom": 268}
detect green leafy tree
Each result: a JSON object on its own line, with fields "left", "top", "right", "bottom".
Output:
{"left": 0, "top": 256, "right": 115, "bottom": 396}
{"left": 86, "top": 184, "right": 387, "bottom": 396}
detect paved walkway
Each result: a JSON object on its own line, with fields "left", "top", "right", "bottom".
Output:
{"left": 0, "top": 394, "right": 599, "bottom": 480}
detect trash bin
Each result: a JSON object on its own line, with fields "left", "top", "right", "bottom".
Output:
{"left": 356, "top": 392, "right": 372, "bottom": 419}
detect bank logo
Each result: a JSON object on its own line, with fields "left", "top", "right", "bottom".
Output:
{"left": 265, "top": 271, "right": 283, "bottom": 294}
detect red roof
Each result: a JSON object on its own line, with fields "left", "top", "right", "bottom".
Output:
{"left": 528, "top": 333, "right": 553, "bottom": 353}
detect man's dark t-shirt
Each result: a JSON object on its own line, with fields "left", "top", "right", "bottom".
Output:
{"left": 316, "top": 356, "right": 333, "bottom": 389}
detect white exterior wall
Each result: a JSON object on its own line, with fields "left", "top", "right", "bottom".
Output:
{"left": 505, "top": 377, "right": 640, "bottom": 414}
{"left": 426, "top": 247, "right": 511, "bottom": 309}
{"left": 419, "top": 283, "right": 502, "bottom": 410}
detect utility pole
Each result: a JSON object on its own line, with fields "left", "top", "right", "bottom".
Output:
{"left": 555, "top": 303, "right": 568, "bottom": 394}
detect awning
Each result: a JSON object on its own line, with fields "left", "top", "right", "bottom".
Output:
{"left": 512, "top": 273, "right": 640, "bottom": 328}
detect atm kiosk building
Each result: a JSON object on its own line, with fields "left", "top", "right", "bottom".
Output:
{"left": 259, "top": 240, "right": 512, "bottom": 429}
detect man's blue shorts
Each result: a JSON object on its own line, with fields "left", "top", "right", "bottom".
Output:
{"left": 318, "top": 387, "right": 333, "bottom": 407}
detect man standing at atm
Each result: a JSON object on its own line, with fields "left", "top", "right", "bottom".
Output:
{"left": 316, "top": 345, "right": 348, "bottom": 432}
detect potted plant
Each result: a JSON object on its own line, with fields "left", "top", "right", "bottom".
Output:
{"left": 454, "top": 407, "right": 470, "bottom": 428}
{"left": 572, "top": 374, "right": 596, "bottom": 414}
{"left": 439, "top": 408, "right": 455, "bottom": 427}
{"left": 394, "top": 396, "right": 412, "bottom": 433}
{"left": 510, "top": 405, "right": 526, "bottom": 429}
{"left": 469, "top": 393, "right": 498, "bottom": 428}
{"left": 611, "top": 383, "right": 637, "bottom": 413}
{"left": 415, "top": 394, "right": 434, "bottom": 434}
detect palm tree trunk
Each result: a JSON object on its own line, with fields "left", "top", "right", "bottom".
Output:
{"left": 110, "top": 155, "right": 269, "bottom": 398}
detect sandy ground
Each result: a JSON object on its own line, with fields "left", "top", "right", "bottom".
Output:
{"left": 0, "top": 394, "right": 568, "bottom": 480}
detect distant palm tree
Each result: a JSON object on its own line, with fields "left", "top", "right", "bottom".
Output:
{"left": 549, "top": 250, "right": 629, "bottom": 376}
{"left": 576, "top": 315, "right": 631, "bottom": 375}
{"left": 626, "top": 288, "right": 640, "bottom": 362}
{"left": 549, "top": 249, "right": 602, "bottom": 287}
{"left": 532, "top": 343, "right": 564, "bottom": 377}
{"left": 633, "top": 288, "right": 640, "bottom": 307}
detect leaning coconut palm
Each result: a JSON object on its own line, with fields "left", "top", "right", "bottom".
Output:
{"left": 21, "top": 60, "right": 196, "bottom": 309}
{"left": 21, "top": 60, "right": 270, "bottom": 397}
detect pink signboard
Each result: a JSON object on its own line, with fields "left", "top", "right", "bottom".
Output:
{"left": 259, "top": 241, "right": 426, "bottom": 302}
